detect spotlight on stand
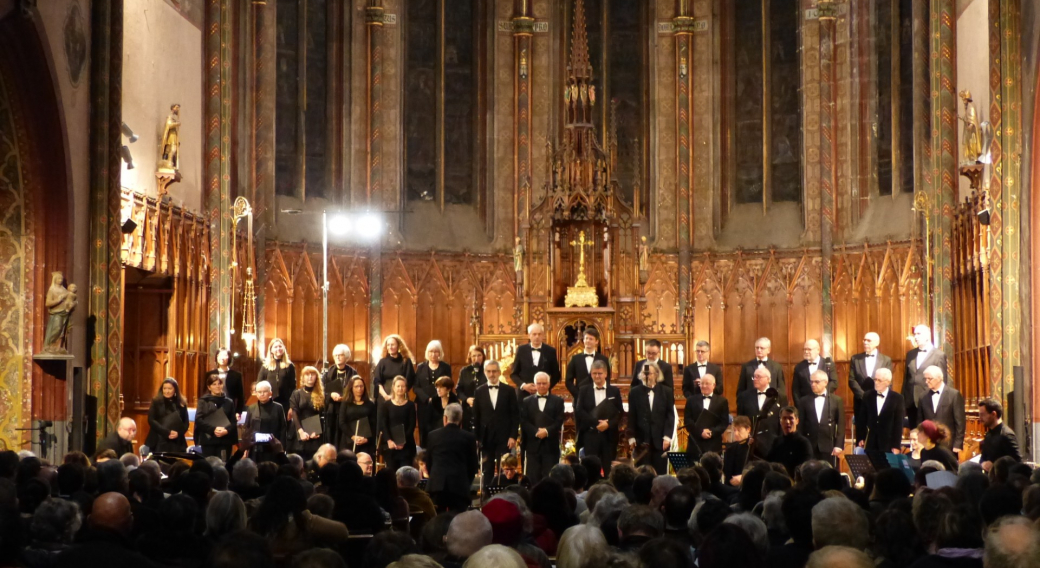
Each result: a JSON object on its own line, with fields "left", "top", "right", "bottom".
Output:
{"left": 120, "top": 145, "right": 134, "bottom": 170}
{"left": 121, "top": 122, "right": 139, "bottom": 143}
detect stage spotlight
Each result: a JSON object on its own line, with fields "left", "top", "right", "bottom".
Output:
{"left": 121, "top": 122, "right": 139, "bottom": 143}
{"left": 120, "top": 145, "right": 134, "bottom": 170}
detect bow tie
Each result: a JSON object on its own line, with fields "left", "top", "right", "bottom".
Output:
{"left": 595, "top": 387, "right": 605, "bottom": 391}
{"left": 702, "top": 395, "right": 712, "bottom": 400}
{"left": 488, "top": 385, "right": 499, "bottom": 390}
{"left": 585, "top": 354, "right": 595, "bottom": 358}
{"left": 531, "top": 347, "right": 540, "bottom": 352}
{"left": 877, "top": 393, "right": 886, "bottom": 398}
{"left": 757, "top": 392, "right": 766, "bottom": 397}
{"left": 697, "top": 364, "right": 707, "bottom": 368}
{"left": 931, "top": 390, "right": 940, "bottom": 396}
{"left": 865, "top": 353, "right": 876, "bottom": 358}
{"left": 816, "top": 394, "right": 827, "bottom": 399}
{"left": 537, "top": 395, "right": 548, "bottom": 399}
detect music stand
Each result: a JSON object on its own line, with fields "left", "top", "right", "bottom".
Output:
{"left": 866, "top": 451, "right": 893, "bottom": 472}
{"left": 417, "top": 479, "right": 428, "bottom": 491}
{"left": 666, "top": 452, "right": 695, "bottom": 473}
{"left": 885, "top": 453, "right": 916, "bottom": 483}
{"left": 483, "top": 486, "right": 506, "bottom": 499}
{"left": 844, "top": 454, "right": 875, "bottom": 480}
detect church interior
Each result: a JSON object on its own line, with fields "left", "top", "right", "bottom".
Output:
{"left": 1, "top": 0, "right": 1039, "bottom": 468}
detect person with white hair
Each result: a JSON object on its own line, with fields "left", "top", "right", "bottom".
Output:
{"left": 812, "top": 497, "right": 869, "bottom": 550}
{"left": 246, "top": 380, "right": 287, "bottom": 462}
{"left": 848, "top": 332, "right": 893, "bottom": 441}
{"left": 445, "top": 510, "right": 494, "bottom": 562}
{"left": 724, "top": 513, "right": 770, "bottom": 558}
{"left": 736, "top": 337, "right": 787, "bottom": 398}
{"left": 322, "top": 343, "right": 357, "bottom": 449}
{"left": 461, "top": 544, "right": 527, "bottom": 568}
{"left": 903, "top": 324, "right": 948, "bottom": 426}
{"left": 510, "top": 322, "right": 562, "bottom": 401}
{"left": 856, "top": 368, "right": 905, "bottom": 454}
{"left": 472, "top": 360, "right": 520, "bottom": 490}
{"left": 415, "top": 339, "right": 452, "bottom": 447}
{"left": 556, "top": 524, "right": 608, "bottom": 568}
{"left": 807, "top": 545, "right": 874, "bottom": 568}
{"left": 792, "top": 339, "right": 837, "bottom": 407}
{"left": 983, "top": 516, "right": 1040, "bottom": 568}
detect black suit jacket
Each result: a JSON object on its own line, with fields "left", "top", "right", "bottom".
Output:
{"left": 472, "top": 383, "right": 520, "bottom": 449}
{"left": 627, "top": 383, "right": 675, "bottom": 450}
{"left": 736, "top": 388, "right": 786, "bottom": 457}
{"left": 682, "top": 362, "right": 724, "bottom": 399}
{"left": 426, "top": 423, "right": 478, "bottom": 497}
{"left": 631, "top": 359, "right": 674, "bottom": 389}
{"left": 684, "top": 394, "right": 729, "bottom": 454}
{"left": 510, "top": 343, "right": 562, "bottom": 395}
{"left": 796, "top": 393, "right": 845, "bottom": 455}
{"left": 565, "top": 352, "right": 611, "bottom": 398}
{"left": 736, "top": 359, "right": 786, "bottom": 400}
{"left": 858, "top": 390, "right": 905, "bottom": 452}
{"left": 902, "top": 347, "right": 949, "bottom": 407}
{"left": 520, "top": 394, "right": 565, "bottom": 455}
{"left": 918, "top": 385, "right": 966, "bottom": 449}
{"left": 574, "top": 384, "right": 624, "bottom": 450}
{"left": 847, "top": 352, "right": 894, "bottom": 402}
{"left": 790, "top": 359, "right": 838, "bottom": 407}
{"left": 205, "top": 368, "right": 246, "bottom": 413}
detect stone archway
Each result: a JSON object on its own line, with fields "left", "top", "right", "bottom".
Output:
{"left": 0, "top": 12, "right": 74, "bottom": 452}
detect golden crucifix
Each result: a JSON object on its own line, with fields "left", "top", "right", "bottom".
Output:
{"left": 565, "top": 230, "right": 598, "bottom": 307}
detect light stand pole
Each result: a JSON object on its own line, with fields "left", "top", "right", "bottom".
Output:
{"left": 321, "top": 209, "right": 329, "bottom": 373}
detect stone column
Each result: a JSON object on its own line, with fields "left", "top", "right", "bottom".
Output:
{"left": 206, "top": 0, "right": 234, "bottom": 355}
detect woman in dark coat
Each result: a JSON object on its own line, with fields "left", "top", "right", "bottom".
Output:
{"left": 290, "top": 366, "right": 327, "bottom": 458}
{"left": 322, "top": 344, "right": 357, "bottom": 452}
{"left": 426, "top": 377, "right": 459, "bottom": 437}
{"left": 373, "top": 334, "right": 415, "bottom": 403}
{"left": 338, "top": 375, "right": 377, "bottom": 454}
{"left": 917, "top": 420, "right": 960, "bottom": 474}
{"left": 145, "top": 377, "right": 189, "bottom": 453}
{"left": 257, "top": 338, "right": 296, "bottom": 416}
{"left": 378, "top": 376, "right": 416, "bottom": 473}
{"left": 195, "top": 372, "right": 238, "bottom": 459}
{"left": 456, "top": 345, "right": 487, "bottom": 432}
{"left": 202, "top": 348, "right": 245, "bottom": 415}
{"left": 414, "top": 340, "right": 452, "bottom": 446}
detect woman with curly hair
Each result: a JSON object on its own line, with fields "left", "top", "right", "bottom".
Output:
{"left": 373, "top": 334, "right": 415, "bottom": 403}
{"left": 917, "top": 420, "right": 960, "bottom": 474}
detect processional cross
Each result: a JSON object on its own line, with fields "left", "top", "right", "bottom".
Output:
{"left": 564, "top": 230, "right": 598, "bottom": 307}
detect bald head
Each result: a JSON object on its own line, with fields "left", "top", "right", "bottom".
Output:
{"left": 314, "top": 444, "right": 338, "bottom": 468}
{"left": 116, "top": 418, "right": 137, "bottom": 442}
{"left": 90, "top": 492, "right": 133, "bottom": 536}
{"left": 807, "top": 546, "right": 873, "bottom": 568}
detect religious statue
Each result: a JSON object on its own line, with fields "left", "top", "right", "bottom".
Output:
{"left": 43, "top": 272, "right": 77, "bottom": 353}
{"left": 513, "top": 237, "right": 525, "bottom": 295}
{"left": 959, "top": 91, "right": 982, "bottom": 165}
{"left": 638, "top": 236, "right": 650, "bottom": 284}
{"left": 158, "top": 104, "right": 181, "bottom": 173}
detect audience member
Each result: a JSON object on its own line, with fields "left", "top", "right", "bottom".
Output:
{"left": 806, "top": 546, "right": 873, "bottom": 568}
{"left": 811, "top": 496, "right": 869, "bottom": 550}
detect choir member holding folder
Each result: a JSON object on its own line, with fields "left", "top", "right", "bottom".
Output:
{"left": 575, "top": 360, "right": 623, "bottom": 475}
{"left": 339, "top": 375, "right": 376, "bottom": 454}
{"left": 379, "top": 375, "right": 417, "bottom": 473}
{"left": 196, "top": 372, "right": 238, "bottom": 459}
{"left": 291, "top": 366, "right": 327, "bottom": 458}
{"left": 145, "top": 378, "right": 189, "bottom": 454}
{"left": 684, "top": 374, "right": 728, "bottom": 458}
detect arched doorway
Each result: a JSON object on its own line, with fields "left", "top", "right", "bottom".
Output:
{"left": 0, "top": 10, "right": 74, "bottom": 455}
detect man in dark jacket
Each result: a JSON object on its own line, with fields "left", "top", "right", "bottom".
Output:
{"left": 427, "top": 403, "right": 478, "bottom": 512}
{"left": 97, "top": 418, "right": 137, "bottom": 457}
{"left": 519, "top": 372, "right": 565, "bottom": 484}
{"left": 54, "top": 492, "right": 157, "bottom": 568}
{"left": 978, "top": 398, "right": 1021, "bottom": 472}
{"left": 472, "top": 360, "right": 520, "bottom": 491}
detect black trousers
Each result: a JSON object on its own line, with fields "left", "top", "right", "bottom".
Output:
{"left": 201, "top": 445, "right": 231, "bottom": 460}
{"left": 581, "top": 429, "right": 618, "bottom": 476}
{"left": 523, "top": 448, "right": 559, "bottom": 484}
{"left": 636, "top": 443, "right": 669, "bottom": 475}
{"left": 481, "top": 443, "right": 509, "bottom": 490}
{"left": 385, "top": 447, "right": 415, "bottom": 474}
{"left": 434, "top": 490, "right": 470, "bottom": 513}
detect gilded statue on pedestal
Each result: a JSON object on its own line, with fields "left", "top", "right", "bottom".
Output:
{"left": 638, "top": 236, "right": 650, "bottom": 284}
{"left": 158, "top": 104, "right": 181, "bottom": 173}
{"left": 959, "top": 91, "right": 982, "bottom": 164}
{"left": 513, "top": 237, "right": 525, "bottom": 294}
{"left": 43, "top": 272, "right": 77, "bottom": 353}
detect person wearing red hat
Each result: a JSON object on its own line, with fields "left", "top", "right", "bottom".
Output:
{"left": 916, "top": 420, "right": 959, "bottom": 473}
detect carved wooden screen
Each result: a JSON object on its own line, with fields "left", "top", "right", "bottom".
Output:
{"left": 952, "top": 193, "right": 991, "bottom": 404}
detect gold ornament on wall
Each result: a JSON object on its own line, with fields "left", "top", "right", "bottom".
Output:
{"left": 565, "top": 230, "right": 598, "bottom": 307}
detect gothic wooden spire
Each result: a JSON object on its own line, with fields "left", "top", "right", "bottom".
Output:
{"left": 568, "top": 0, "right": 592, "bottom": 81}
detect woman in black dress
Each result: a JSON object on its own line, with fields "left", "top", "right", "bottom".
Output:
{"left": 415, "top": 340, "right": 452, "bottom": 446}
{"left": 323, "top": 344, "right": 357, "bottom": 450}
{"left": 144, "top": 378, "right": 189, "bottom": 453}
{"left": 290, "top": 366, "right": 326, "bottom": 458}
{"left": 373, "top": 334, "right": 415, "bottom": 403}
{"left": 379, "top": 376, "right": 416, "bottom": 473}
{"left": 456, "top": 345, "right": 487, "bottom": 432}
{"left": 917, "top": 420, "right": 959, "bottom": 474}
{"left": 202, "top": 348, "right": 245, "bottom": 416}
{"left": 258, "top": 338, "right": 296, "bottom": 416}
{"left": 339, "top": 375, "right": 376, "bottom": 455}
{"left": 426, "top": 377, "right": 459, "bottom": 437}
{"left": 196, "top": 372, "right": 238, "bottom": 459}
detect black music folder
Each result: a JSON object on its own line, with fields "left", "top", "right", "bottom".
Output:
{"left": 349, "top": 418, "right": 372, "bottom": 439}
{"left": 200, "top": 409, "right": 231, "bottom": 430}
{"left": 593, "top": 400, "right": 619, "bottom": 421}
{"left": 693, "top": 409, "right": 723, "bottom": 431}
{"left": 301, "top": 414, "right": 323, "bottom": 436}
{"left": 390, "top": 424, "right": 407, "bottom": 447}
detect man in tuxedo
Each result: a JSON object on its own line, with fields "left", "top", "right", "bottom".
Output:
{"left": 856, "top": 368, "right": 905, "bottom": 454}
{"left": 510, "top": 323, "right": 562, "bottom": 401}
{"left": 977, "top": 398, "right": 1021, "bottom": 471}
{"left": 575, "top": 361, "right": 624, "bottom": 475}
{"left": 736, "top": 337, "right": 786, "bottom": 399}
{"left": 472, "top": 360, "right": 520, "bottom": 489}
{"left": 796, "top": 370, "right": 845, "bottom": 464}
{"left": 903, "top": 324, "right": 949, "bottom": 426}
{"left": 520, "top": 372, "right": 565, "bottom": 484}
{"left": 848, "top": 332, "right": 893, "bottom": 441}
{"left": 565, "top": 327, "right": 611, "bottom": 399}
{"left": 427, "top": 403, "right": 478, "bottom": 512}
{"left": 632, "top": 339, "right": 674, "bottom": 389}
{"left": 627, "top": 363, "right": 675, "bottom": 474}
{"left": 736, "top": 367, "right": 787, "bottom": 458}
{"left": 767, "top": 407, "right": 813, "bottom": 477}
{"left": 682, "top": 340, "right": 724, "bottom": 398}
{"left": 791, "top": 339, "right": 837, "bottom": 407}
{"left": 918, "top": 365, "right": 966, "bottom": 454}
{"left": 684, "top": 374, "right": 729, "bottom": 456}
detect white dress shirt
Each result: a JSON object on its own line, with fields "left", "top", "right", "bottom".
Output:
{"left": 648, "top": 389, "right": 656, "bottom": 411}
{"left": 537, "top": 395, "right": 547, "bottom": 412}
{"left": 864, "top": 351, "right": 877, "bottom": 379}
{"left": 696, "top": 361, "right": 708, "bottom": 377}
{"left": 594, "top": 385, "right": 606, "bottom": 405}
{"left": 876, "top": 388, "right": 889, "bottom": 415}
{"left": 916, "top": 347, "right": 931, "bottom": 369}
{"left": 703, "top": 396, "right": 711, "bottom": 410}
{"left": 531, "top": 346, "right": 542, "bottom": 367}
{"left": 488, "top": 382, "right": 500, "bottom": 409}
{"left": 757, "top": 390, "right": 767, "bottom": 410}
{"left": 808, "top": 359, "right": 820, "bottom": 375}
{"left": 814, "top": 394, "right": 826, "bottom": 423}
{"left": 931, "top": 384, "right": 944, "bottom": 412}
